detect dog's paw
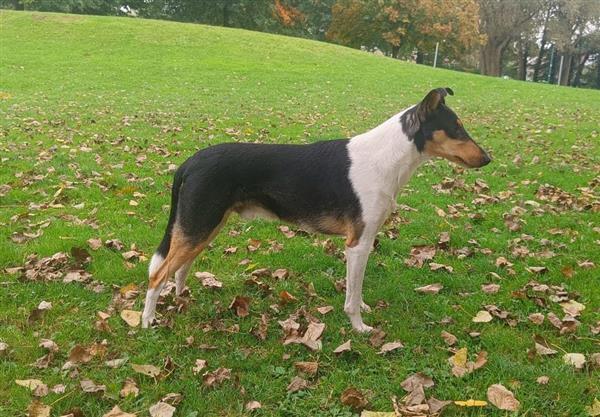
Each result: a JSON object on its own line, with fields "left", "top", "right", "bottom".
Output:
{"left": 360, "top": 301, "right": 372, "bottom": 313}
{"left": 353, "top": 322, "right": 374, "bottom": 334}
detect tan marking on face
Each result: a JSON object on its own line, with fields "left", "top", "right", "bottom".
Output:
{"left": 456, "top": 119, "right": 463, "bottom": 128}
{"left": 424, "top": 130, "right": 487, "bottom": 168}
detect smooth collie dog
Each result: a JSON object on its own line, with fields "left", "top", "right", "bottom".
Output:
{"left": 142, "top": 88, "right": 491, "bottom": 332}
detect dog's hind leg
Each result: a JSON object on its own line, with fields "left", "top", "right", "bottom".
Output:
{"left": 175, "top": 260, "right": 193, "bottom": 296}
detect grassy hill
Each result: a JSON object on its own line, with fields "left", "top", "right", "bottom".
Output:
{"left": 1, "top": 10, "right": 599, "bottom": 417}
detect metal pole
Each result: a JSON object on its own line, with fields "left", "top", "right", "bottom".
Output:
{"left": 547, "top": 45, "right": 554, "bottom": 83}
{"left": 557, "top": 55, "right": 564, "bottom": 85}
{"left": 433, "top": 42, "right": 439, "bottom": 68}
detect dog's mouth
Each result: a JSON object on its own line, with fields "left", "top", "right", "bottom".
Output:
{"left": 451, "top": 155, "right": 471, "bottom": 167}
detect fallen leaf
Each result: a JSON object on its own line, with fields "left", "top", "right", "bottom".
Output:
{"left": 472, "top": 310, "right": 493, "bottom": 323}
{"left": 440, "top": 331, "right": 457, "bottom": 346}
{"left": 528, "top": 313, "right": 545, "bottom": 325}
{"left": 120, "top": 310, "right": 141, "bottom": 327}
{"left": 196, "top": 272, "right": 223, "bottom": 289}
{"left": 149, "top": 401, "right": 176, "bottom": 417}
{"left": 203, "top": 367, "right": 231, "bottom": 387}
{"left": 102, "top": 405, "right": 135, "bottom": 417}
{"left": 316, "top": 305, "right": 334, "bottom": 315}
{"left": 341, "top": 387, "right": 368, "bottom": 409}
{"left": 229, "top": 295, "right": 251, "bottom": 317}
{"left": 400, "top": 373, "right": 434, "bottom": 392}
{"left": 563, "top": 353, "right": 586, "bottom": 369}
{"left": 536, "top": 376, "right": 549, "bottom": 385}
{"left": 333, "top": 340, "right": 352, "bottom": 354}
{"left": 428, "top": 397, "right": 451, "bottom": 413}
{"left": 360, "top": 412, "right": 395, "bottom": 417}
{"left": 405, "top": 245, "right": 436, "bottom": 268}
{"left": 429, "top": 262, "right": 453, "bottom": 273}
{"left": 586, "top": 398, "right": 600, "bottom": 416}
{"left": 105, "top": 358, "right": 128, "bottom": 368}
{"left": 272, "top": 268, "right": 289, "bottom": 280}
{"left": 16, "top": 379, "right": 45, "bottom": 391}
{"left": 481, "top": 283, "right": 500, "bottom": 294}
{"left": 80, "top": 378, "right": 106, "bottom": 394}
{"left": 378, "top": 341, "right": 404, "bottom": 354}
{"left": 120, "top": 378, "right": 139, "bottom": 397}
{"left": 414, "top": 283, "right": 443, "bottom": 294}
{"left": 192, "top": 359, "right": 208, "bottom": 375}
{"left": 287, "top": 376, "right": 309, "bottom": 393}
{"left": 560, "top": 300, "right": 585, "bottom": 317}
{"left": 454, "top": 399, "right": 487, "bottom": 407}
{"left": 279, "top": 290, "right": 297, "bottom": 303}
{"left": 487, "top": 384, "right": 520, "bottom": 411}
{"left": 27, "top": 401, "right": 51, "bottom": 417}
{"left": 131, "top": 363, "right": 161, "bottom": 378}
{"left": 294, "top": 361, "right": 319, "bottom": 375}
{"left": 245, "top": 401, "right": 262, "bottom": 411}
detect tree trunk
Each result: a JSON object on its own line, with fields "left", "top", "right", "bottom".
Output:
{"left": 480, "top": 42, "right": 504, "bottom": 76}
{"left": 392, "top": 45, "right": 399, "bottom": 59}
{"left": 517, "top": 38, "right": 527, "bottom": 81}
{"left": 222, "top": 1, "right": 231, "bottom": 27}
{"left": 12, "top": 0, "right": 24, "bottom": 10}
{"left": 533, "top": 7, "right": 551, "bottom": 82}
{"left": 416, "top": 51, "right": 424, "bottom": 64}
{"left": 571, "top": 53, "right": 589, "bottom": 87}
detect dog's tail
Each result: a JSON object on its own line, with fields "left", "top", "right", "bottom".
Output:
{"left": 155, "top": 165, "right": 185, "bottom": 259}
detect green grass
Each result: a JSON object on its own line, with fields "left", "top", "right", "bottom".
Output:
{"left": 1, "top": 10, "right": 599, "bottom": 417}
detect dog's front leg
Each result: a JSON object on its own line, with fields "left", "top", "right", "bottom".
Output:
{"left": 344, "top": 236, "right": 376, "bottom": 333}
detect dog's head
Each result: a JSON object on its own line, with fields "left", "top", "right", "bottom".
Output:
{"left": 401, "top": 88, "right": 491, "bottom": 168}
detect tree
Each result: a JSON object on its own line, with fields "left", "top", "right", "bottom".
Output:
{"left": 327, "top": 0, "right": 480, "bottom": 59}
{"left": 478, "top": 0, "right": 540, "bottom": 76}
{"left": 549, "top": 0, "right": 600, "bottom": 86}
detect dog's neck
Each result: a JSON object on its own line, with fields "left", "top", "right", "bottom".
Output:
{"left": 348, "top": 108, "right": 429, "bottom": 198}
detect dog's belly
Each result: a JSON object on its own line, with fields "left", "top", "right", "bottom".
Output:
{"left": 235, "top": 203, "right": 279, "bottom": 221}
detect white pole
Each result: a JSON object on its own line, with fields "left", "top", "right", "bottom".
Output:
{"left": 557, "top": 55, "right": 564, "bottom": 85}
{"left": 433, "top": 42, "right": 439, "bottom": 68}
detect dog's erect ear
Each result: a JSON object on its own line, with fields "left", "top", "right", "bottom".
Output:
{"left": 416, "top": 87, "right": 454, "bottom": 122}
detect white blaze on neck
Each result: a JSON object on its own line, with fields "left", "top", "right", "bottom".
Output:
{"left": 347, "top": 110, "right": 428, "bottom": 225}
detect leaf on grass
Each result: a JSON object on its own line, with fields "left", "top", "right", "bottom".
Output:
{"left": 536, "top": 376, "right": 549, "bottom": 385}
{"left": 279, "top": 290, "right": 297, "bottom": 303}
{"left": 429, "top": 262, "right": 453, "bottom": 273}
{"left": 481, "top": 283, "right": 500, "bottom": 294}
{"left": 378, "top": 341, "right": 404, "bottom": 354}
{"left": 400, "top": 373, "right": 434, "bottom": 392}
{"left": 487, "top": 384, "right": 520, "bottom": 411}
{"left": 586, "top": 398, "right": 600, "bottom": 416}
{"left": 203, "top": 367, "right": 231, "bottom": 388}
{"left": 560, "top": 300, "right": 585, "bottom": 317}
{"left": 80, "top": 378, "right": 106, "bottom": 394}
{"left": 196, "top": 272, "right": 223, "bottom": 289}
{"left": 87, "top": 238, "right": 102, "bottom": 250}
{"left": 229, "top": 295, "right": 251, "bottom": 318}
{"left": 287, "top": 376, "right": 309, "bottom": 393}
{"left": 340, "top": 387, "right": 368, "bottom": 409}
{"left": 333, "top": 340, "right": 351, "bottom": 355}
{"left": 131, "top": 363, "right": 161, "bottom": 378}
{"left": 192, "top": 359, "right": 208, "bottom": 375}
{"left": 316, "top": 305, "right": 334, "bottom": 315}
{"left": 472, "top": 310, "right": 493, "bottom": 323}
{"left": 414, "top": 283, "right": 443, "bottom": 294}
{"left": 120, "top": 378, "right": 139, "bottom": 398}
{"left": 405, "top": 245, "right": 436, "bottom": 268}
{"left": 294, "top": 361, "right": 319, "bottom": 375}
{"left": 27, "top": 401, "right": 51, "bottom": 417}
{"left": 149, "top": 401, "right": 176, "bottom": 417}
{"left": 16, "top": 379, "right": 45, "bottom": 391}
{"left": 440, "top": 331, "right": 457, "bottom": 346}
{"left": 360, "top": 412, "right": 396, "bottom": 417}
{"left": 454, "top": 399, "right": 487, "bottom": 407}
{"left": 563, "top": 353, "right": 586, "bottom": 369}
{"left": 105, "top": 358, "right": 128, "bottom": 368}
{"left": 528, "top": 313, "right": 544, "bottom": 325}
{"left": 245, "top": 401, "right": 262, "bottom": 411}
{"left": 428, "top": 397, "right": 451, "bottom": 413}
{"left": 102, "top": 405, "right": 135, "bottom": 417}
{"left": 120, "top": 310, "right": 141, "bottom": 327}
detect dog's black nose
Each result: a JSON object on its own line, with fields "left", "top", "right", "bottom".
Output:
{"left": 481, "top": 152, "right": 492, "bottom": 166}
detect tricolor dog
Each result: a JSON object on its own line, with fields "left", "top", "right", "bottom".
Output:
{"left": 142, "top": 88, "right": 491, "bottom": 332}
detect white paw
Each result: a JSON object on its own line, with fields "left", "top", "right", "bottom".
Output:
{"left": 360, "top": 301, "right": 372, "bottom": 313}
{"left": 353, "top": 322, "right": 374, "bottom": 334}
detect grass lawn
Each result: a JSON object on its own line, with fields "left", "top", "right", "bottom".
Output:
{"left": 1, "top": 10, "right": 599, "bottom": 417}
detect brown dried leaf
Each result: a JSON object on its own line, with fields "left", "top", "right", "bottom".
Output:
{"left": 487, "top": 384, "right": 520, "bottom": 411}
{"left": 341, "top": 387, "right": 368, "bottom": 410}
{"left": 287, "top": 376, "right": 309, "bottom": 393}
{"left": 333, "top": 340, "right": 352, "bottom": 355}
{"left": 414, "top": 283, "right": 443, "bottom": 294}
{"left": 119, "top": 378, "right": 139, "bottom": 398}
{"left": 80, "top": 378, "right": 106, "bottom": 394}
{"left": 149, "top": 401, "right": 176, "bottom": 417}
{"left": 400, "top": 373, "right": 434, "bottom": 392}
{"left": 378, "top": 341, "right": 404, "bottom": 354}
{"left": 229, "top": 295, "right": 251, "bottom": 318}
{"left": 102, "top": 405, "right": 135, "bottom": 417}
{"left": 440, "top": 331, "right": 457, "bottom": 346}
{"left": 120, "top": 310, "right": 141, "bottom": 327}
{"left": 294, "top": 361, "right": 318, "bottom": 376}
{"left": 131, "top": 363, "right": 161, "bottom": 378}
{"left": 202, "top": 367, "right": 231, "bottom": 388}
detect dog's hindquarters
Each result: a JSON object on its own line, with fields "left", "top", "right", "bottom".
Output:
{"left": 142, "top": 157, "right": 233, "bottom": 328}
